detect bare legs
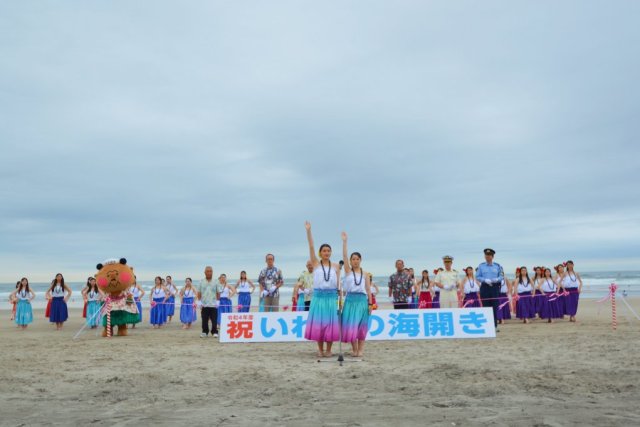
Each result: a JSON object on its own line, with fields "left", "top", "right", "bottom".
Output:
{"left": 316, "top": 341, "right": 334, "bottom": 357}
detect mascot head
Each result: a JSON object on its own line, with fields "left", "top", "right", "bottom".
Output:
{"left": 95, "top": 258, "right": 134, "bottom": 294}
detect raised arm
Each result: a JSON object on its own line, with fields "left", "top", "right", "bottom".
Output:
{"left": 305, "top": 221, "right": 318, "bottom": 266}
{"left": 341, "top": 232, "right": 351, "bottom": 274}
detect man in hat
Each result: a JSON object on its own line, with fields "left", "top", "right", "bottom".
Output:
{"left": 434, "top": 256, "right": 459, "bottom": 308}
{"left": 476, "top": 248, "right": 503, "bottom": 330}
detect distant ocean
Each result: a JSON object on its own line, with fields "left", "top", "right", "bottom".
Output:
{"left": 1, "top": 271, "right": 638, "bottom": 311}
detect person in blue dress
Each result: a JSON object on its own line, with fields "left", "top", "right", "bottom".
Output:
{"left": 179, "top": 278, "right": 197, "bottom": 329}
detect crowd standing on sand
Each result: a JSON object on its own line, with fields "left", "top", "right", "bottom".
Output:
{"left": 8, "top": 222, "right": 583, "bottom": 355}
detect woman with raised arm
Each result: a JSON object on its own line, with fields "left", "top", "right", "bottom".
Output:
{"left": 340, "top": 232, "right": 373, "bottom": 358}
{"left": 303, "top": 221, "right": 341, "bottom": 358}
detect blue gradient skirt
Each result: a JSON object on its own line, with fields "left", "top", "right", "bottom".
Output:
{"left": 341, "top": 293, "right": 369, "bottom": 342}
{"left": 304, "top": 289, "right": 340, "bottom": 342}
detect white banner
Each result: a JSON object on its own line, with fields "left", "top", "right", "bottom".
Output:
{"left": 220, "top": 308, "right": 495, "bottom": 343}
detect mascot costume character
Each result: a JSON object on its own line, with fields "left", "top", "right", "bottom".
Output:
{"left": 95, "top": 258, "right": 140, "bottom": 337}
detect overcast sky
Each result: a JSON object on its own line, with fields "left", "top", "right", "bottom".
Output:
{"left": 1, "top": 1, "right": 639, "bottom": 282}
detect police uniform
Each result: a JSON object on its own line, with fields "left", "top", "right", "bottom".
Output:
{"left": 435, "top": 256, "right": 459, "bottom": 309}
{"left": 475, "top": 248, "right": 503, "bottom": 328}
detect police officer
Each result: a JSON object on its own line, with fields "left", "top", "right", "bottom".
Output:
{"left": 476, "top": 248, "right": 503, "bottom": 331}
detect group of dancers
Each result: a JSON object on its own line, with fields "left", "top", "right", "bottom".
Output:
{"left": 409, "top": 260, "right": 583, "bottom": 325}
{"left": 8, "top": 223, "right": 583, "bottom": 359}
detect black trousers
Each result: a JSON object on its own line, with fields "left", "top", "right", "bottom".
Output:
{"left": 201, "top": 307, "right": 218, "bottom": 335}
{"left": 480, "top": 284, "right": 500, "bottom": 327}
{"left": 393, "top": 302, "right": 410, "bottom": 310}
{"left": 304, "top": 301, "right": 311, "bottom": 311}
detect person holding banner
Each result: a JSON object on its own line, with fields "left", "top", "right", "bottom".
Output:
{"left": 340, "top": 232, "right": 373, "bottom": 358}
{"left": 303, "top": 221, "right": 341, "bottom": 358}
{"left": 434, "top": 256, "right": 459, "bottom": 309}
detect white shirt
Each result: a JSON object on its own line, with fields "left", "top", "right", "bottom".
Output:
{"left": 517, "top": 279, "right": 533, "bottom": 293}
{"left": 343, "top": 270, "right": 367, "bottom": 295}
{"left": 541, "top": 279, "right": 557, "bottom": 293}
{"left": 562, "top": 274, "right": 580, "bottom": 289}
{"left": 51, "top": 285, "right": 65, "bottom": 297}
{"left": 463, "top": 278, "right": 480, "bottom": 294}
{"left": 313, "top": 264, "right": 338, "bottom": 290}
{"left": 237, "top": 281, "right": 252, "bottom": 293}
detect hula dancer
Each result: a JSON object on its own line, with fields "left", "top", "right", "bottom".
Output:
{"left": 12, "top": 278, "right": 34, "bottom": 329}
{"left": 129, "top": 276, "right": 145, "bottom": 327}
{"left": 165, "top": 276, "right": 178, "bottom": 323}
{"left": 461, "top": 267, "right": 481, "bottom": 308}
{"left": 180, "top": 278, "right": 197, "bottom": 329}
{"left": 368, "top": 273, "right": 379, "bottom": 310}
{"left": 82, "top": 277, "right": 104, "bottom": 329}
{"left": 418, "top": 270, "right": 432, "bottom": 309}
{"left": 9, "top": 281, "right": 19, "bottom": 321}
{"left": 150, "top": 276, "right": 168, "bottom": 329}
{"left": 217, "top": 274, "right": 235, "bottom": 327}
{"left": 303, "top": 221, "right": 341, "bottom": 358}
{"left": 235, "top": 271, "right": 255, "bottom": 313}
{"left": 532, "top": 266, "right": 544, "bottom": 317}
{"left": 561, "top": 260, "right": 582, "bottom": 322}
{"left": 46, "top": 273, "right": 72, "bottom": 330}
{"left": 340, "top": 232, "right": 372, "bottom": 358}
{"left": 538, "top": 268, "right": 561, "bottom": 323}
{"left": 515, "top": 267, "right": 535, "bottom": 323}
{"left": 497, "top": 276, "right": 512, "bottom": 324}
{"left": 554, "top": 264, "right": 567, "bottom": 318}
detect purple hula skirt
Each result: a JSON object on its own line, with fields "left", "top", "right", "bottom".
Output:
{"left": 539, "top": 292, "right": 562, "bottom": 319}
{"left": 462, "top": 293, "right": 481, "bottom": 308}
{"left": 533, "top": 291, "right": 544, "bottom": 317}
{"left": 49, "top": 296, "right": 68, "bottom": 323}
{"left": 564, "top": 288, "right": 580, "bottom": 316}
{"left": 516, "top": 292, "right": 535, "bottom": 319}
{"left": 497, "top": 292, "right": 511, "bottom": 320}
{"left": 431, "top": 292, "right": 441, "bottom": 309}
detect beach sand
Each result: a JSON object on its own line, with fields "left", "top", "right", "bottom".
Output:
{"left": 1, "top": 299, "right": 639, "bottom": 427}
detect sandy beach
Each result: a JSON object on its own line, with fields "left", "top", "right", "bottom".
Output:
{"left": 1, "top": 299, "right": 639, "bottom": 427}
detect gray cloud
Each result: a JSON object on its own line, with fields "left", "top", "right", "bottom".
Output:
{"left": 1, "top": 1, "right": 639, "bottom": 281}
